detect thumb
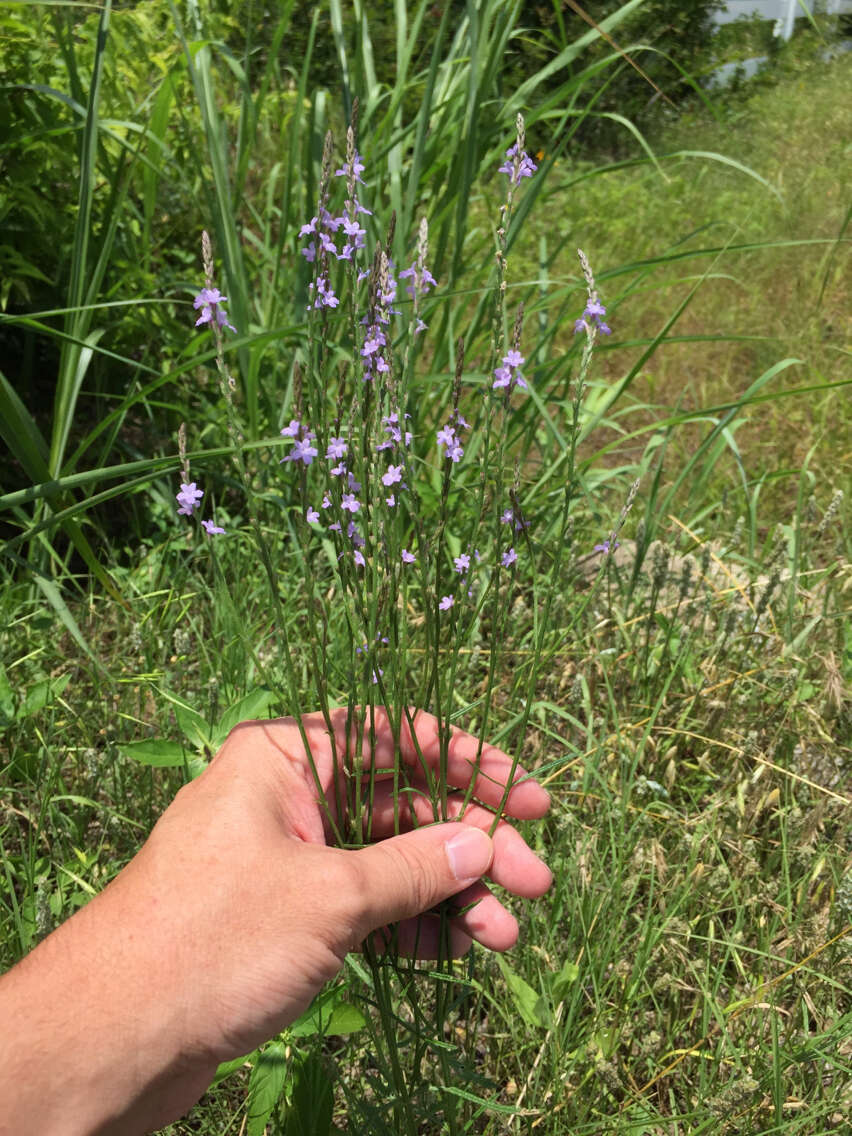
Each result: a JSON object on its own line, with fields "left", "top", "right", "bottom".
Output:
{"left": 350, "top": 823, "right": 493, "bottom": 935}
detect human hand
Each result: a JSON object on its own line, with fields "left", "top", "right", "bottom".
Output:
{"left": 151, "top": 705, "right": 552, "bottom": 1062}
{"left": 0, "top": 707, "right": 551, "bottom": 1136}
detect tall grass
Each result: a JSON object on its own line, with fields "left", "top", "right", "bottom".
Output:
{"left": 1, "top": 2, "right": 850, "bottom": 1133}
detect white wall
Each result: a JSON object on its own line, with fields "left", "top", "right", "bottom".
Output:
{"left": 713, "top": 1, "right": 808, "bottom": 23}
{"left": 712, "top": 1, "right": 851, "bottom": 40}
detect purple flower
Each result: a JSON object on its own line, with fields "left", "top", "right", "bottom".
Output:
{"left": 312, "top": 276, "right": 339, "bottom": 309}
{"left": 281, "top": 419, "right": 301, "bottom": 437}
{"left": 193, "top": 287, "right": 236, "bottom": 333}
{"left": 201, "top": 519, "right": 225, "bottom": 535}
{"left": 306, "top": 507, "right": 320, "bottom": 524}
{"left": 354, "top": 549, "right": 366, "bottom": 567}
{"left": 382, "top": 464, "right": 404, "bottom": 487}
{"left": 386, "top": 494, "right": 396, "bottom": 507}
{"left": 501, "top": 508, "right": 513, "bottom": 524}
{"left": 439, "top": 595, "right": 454, "bottom": 611}
{"left": 335, "top": 151, "right": 366, "bottom": 183}
{"left": 436, "top": 424, "right": 456, "bottom": 449}
{"left": 399, "top": 262, "right": 437, "bottom": 299}
{"left": 341, "top": 493, "right": 360, "bottom": 513}
{"left": 402, "top": 549, "right": 416, "bottom": 564}
{"left": 176, "top": 481, "right": 203, "bottom": 516}
{"left": 282, "top": 437, "right": 318, "bottom": 466}
{"left": 594, "top": 539, "right": 620, "bottom": 555}
{"left": 454, "top": 554, "right": 470, "bottom": 573}
{"left": 493, "top": 349, "right": 528, "bottom": 393}
{"left": 326, "top": 437, "right": 347, "bottom": 461}
{"left": 576, "top": 297, "right": 612, "bottom": 337}
{"left": 502, "top": 547, "right": 517, "bottom": 568}
{"left": 498, "top": 142, "right": 538, "bottom": 186}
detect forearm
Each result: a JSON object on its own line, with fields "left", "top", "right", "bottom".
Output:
{"left": 0, "top": 853, "right": 215, "bottom": 1136}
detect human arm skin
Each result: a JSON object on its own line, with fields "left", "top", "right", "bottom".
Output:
{"left": 0, "top": 707, "right": 552, "bottom": 1135}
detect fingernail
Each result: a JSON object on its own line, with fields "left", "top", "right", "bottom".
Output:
{"left": 446, "top": 828, "right": 492, "bottom": 881}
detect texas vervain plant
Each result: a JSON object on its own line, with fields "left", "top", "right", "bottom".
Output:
{"left": 153, "top": 108, "right": 618, "bottom": 1131}
{"left": 2, "top": 6, "right": 850, "bottom": 1134}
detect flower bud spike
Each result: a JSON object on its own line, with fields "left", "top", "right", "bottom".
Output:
{"left": 512, "top": 302, "right": 524, "bottom": 353}
{"left": 453, "top": 338, "right": 465, "bottom": 410}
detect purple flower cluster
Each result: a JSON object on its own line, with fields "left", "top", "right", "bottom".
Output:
{"left": 279, "top": 408, "right": 417, "bottom": 567}
{"left": 280, "top": 420, "right": 319, "bottom": 466}
{"left": 574, "top": 297, "right": 611, "bottom": 337}
{"left": 298, "top": 148, "right": 438, "bottom": 357}
{"left": 176, "top": 481, "right": 203, "bottom": 516}
{"left": 501, "top": 505, "right": 529, "bottom": 533}
{"left": 175, "top": 481, "right": 225, "bottom": 535}
{"left": 360, "top": 323, "right": 390, "bottom": 382}
{"left": 436, "top": 411, "right": 470, "bottom": 464}
{"left": 193, "top": 287, "right": 236, "bottom": 333}
{"left": 492, "top": 348, "right": 528, "bottom": 393}
{"left": 399, "top": 262, "right": 437, "bottom": 301}
{"left": 298, "top": 148, "right": 374, "bottom": 310}
{"left": 498, "top": 142, "right": 538, "bottom": 187}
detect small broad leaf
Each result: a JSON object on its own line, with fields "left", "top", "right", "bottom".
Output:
{"left": 213, "top": 687, "right": 278, "bottom": 745}
{"left": 495, "top": 955, "right": 549, "bottom": 1029}
{"left": 211, "top": 1049, "right": 256, "bottom": 1088}
{"left": 591, "top": 1026, "right": 620, "bottom": 1060}
{"left": 290, "top": 996, "right": 366, "bottom": 1038}
{"left": 21, "top": 674, "right": 71, "bottom": 719}
{"left": 121, "top": 739, "right": 186, "bottom": 766}
{"left": 0, "top": 664, "right": 16, "bottom": 722}
{"left": 551, "top": 958, "right": 580, "bottom": 1002}
{"left": 246, "top": 1041, "right": 290, "bottom": 1136}
{"left": 173, "top": 702, "right": 213, "bottom": 751}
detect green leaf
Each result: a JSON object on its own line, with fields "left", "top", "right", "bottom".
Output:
{"left": 121, "top": 739, "right": 186, "bottom": 766}
{"left": 20, "top": 674, "right": 71, "bottom": 720}
{"left": 550, "top": 958, "right": 580, "bottom": 1002}
{"left": 591, "top": 1026, "right": 620, "bottom": 1060}
{"left": 0, "top": 664, "right": 16, "bottom": 723}
{"left": 283, "top": 1053, "right": 334, "bottom": 1136}
{"left": 495, "top": 955, "right": 549, "bottom": 1029}
{"left": 247, "top": 1041, "right": 290, "bottom": 1136}
{"left": 213, "top": 687, "right": 278, "bottom": 745}
{"left": 173, "top": 702, "right": 213, "bottom": 752}
{"left": 211, "top": 1049, "right": 256, "bottom": 1088}
{"left": 290, "top": 992, "right": 366, "bottom": 1038}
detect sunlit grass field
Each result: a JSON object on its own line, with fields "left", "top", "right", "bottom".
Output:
{"left": 1, "top": 3, "right": 850, "bottom": 1132}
